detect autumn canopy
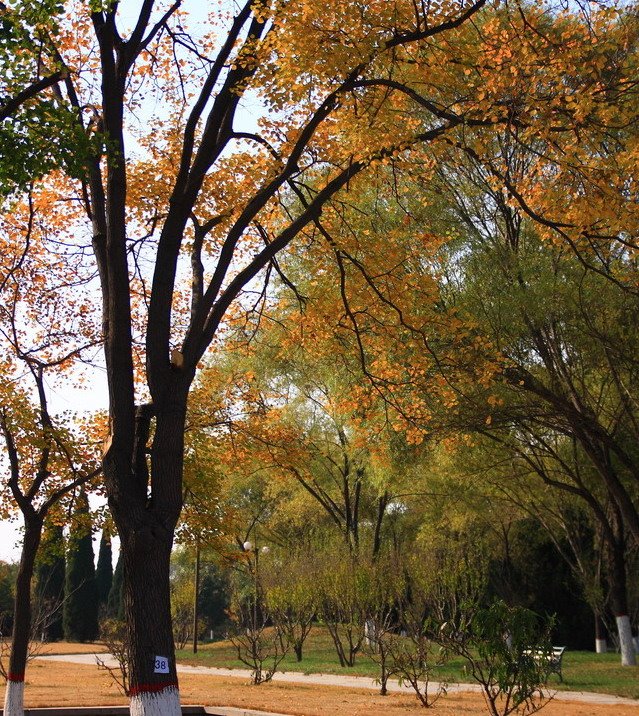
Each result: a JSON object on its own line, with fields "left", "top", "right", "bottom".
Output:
{"left": 0, "top": 0, "right": 638, "bottom": 714}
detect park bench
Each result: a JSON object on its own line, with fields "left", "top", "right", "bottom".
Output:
{"left": 522, "top": 645, "right": 565, "bottom": 682}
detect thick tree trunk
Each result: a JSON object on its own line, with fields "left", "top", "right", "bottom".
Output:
{"left": 117, "top": 519, "right": 178, "bottom": 710}
{"left": 4, "top": 517, "right": 43, "bottom": 716}
{"left": 106, "top": 402, "right": 185, "bottom": 716}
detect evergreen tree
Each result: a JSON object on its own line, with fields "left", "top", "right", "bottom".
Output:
{"left": 95, "top": 530, "right": 113, "bottom": 610}
{"left": 34, "top": 520, "right": 65, "bottom": 641}
{"left": 107, "top": 552, "right": 124, "bottom": 621}
{"left": 0, "top": 561, "right": 16, "bottom": 637}
{"left": 63, "top": 490, "right": 99, "bottom": 642}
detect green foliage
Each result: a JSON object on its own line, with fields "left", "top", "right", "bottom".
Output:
{"left": 198, "top": 563, "right": 231, "bottom": 640}
{"left": 228, "top": 548, "right": 289, "bottom": 684}
{"left": 95, "top": 530, "right": 113, "bottom": 608}
{"left": 170, "top": 549, "right": 195, "bottom": 650}
{"left": 169, "top": 546, "right": 231, "bottom": 647}
{"left": 313, "top": 546, "right": 372, "bottom": 667}
{"left": 63, "top": 490, "right": 99, "bottom": 642}
{"left": 0, "top": 560, "right": 15, "bottom": 636}
{"left": 0, "top": 0, "right": 92, "bottom": 197}
{"left": 34, "top": 520, "right": 65, "bottom": 641}
{"left": 264, "top": 550, "right": 317, "bottom": 662}
{"left": 438, "top": 601, "right": 554, "bottom": 716}
{"left": 107, "top": 552, "right": 124, "bottom": 621}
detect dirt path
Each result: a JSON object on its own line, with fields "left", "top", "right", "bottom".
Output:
{"left": 39, "top": 654, "right": 639, "bottom": 716}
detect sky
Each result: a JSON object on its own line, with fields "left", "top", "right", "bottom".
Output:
{"left": 0, "top": 0, "right": 263, "bottom": 566}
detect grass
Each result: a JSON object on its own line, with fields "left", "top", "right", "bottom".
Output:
{"left": 175, "top": 628, "right": 639, "bottom": 700}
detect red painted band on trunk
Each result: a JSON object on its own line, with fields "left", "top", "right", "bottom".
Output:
{"left": 7, "top": 672, "right": 25, "bottom": 682}
{"left": 129, "top": 682, "right": 178, "bottom": 696}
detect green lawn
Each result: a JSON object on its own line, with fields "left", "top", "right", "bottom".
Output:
{"left": 175, "top": 629, "right": 639, "bottom": 700}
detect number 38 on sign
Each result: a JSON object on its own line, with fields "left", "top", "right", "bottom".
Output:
{"left": 154, "top": 656, "right": 170, "bottom": 674}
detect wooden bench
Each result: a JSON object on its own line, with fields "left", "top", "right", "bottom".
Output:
{"left": 523, "top": 646, "right": 565, "bottom": 682}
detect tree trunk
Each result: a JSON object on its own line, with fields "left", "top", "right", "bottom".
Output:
{"left": 106, "top": 403, "right": 186, "bottom": 716}
{"left": 4, "top": 517, "right": 43, "bottom": 716}
{"left": 594, "top": 613, "right": 607, "bottom": 654}
{"left": 606, "top": 531, "right": 636, "bottom": 666}
{"left": 193, "top": 541, "right": 200, "bottom": 654}
{"left": 616, "top": 615, "right": 636, "bottom": 667}
{"left": 119, "top": 518, "right": 180, "bottom": 715}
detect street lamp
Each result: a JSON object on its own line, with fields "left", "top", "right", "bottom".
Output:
{"left": 242, "top": 541, "right": 270, "bottom": 556}
{"left": 242, "top": 541, "right": 269, "bottom": 634}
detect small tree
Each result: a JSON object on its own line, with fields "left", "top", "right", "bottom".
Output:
{"left": 264, "top": 551, "right": 316, "bottom": 663}
{"left": 315, "top": 547, "right": 368, "bottom": 667}
{"left": 437, "top": 601, "right": 554, "bottom": 716}
{"left": 228, "top": 543, "right": 288, "bottom": 684}
{"left": 360, "top": 554, "right": 406, "bottom": 696}
{"left": 97, "top": 618, "right": 131, "bottom": 697}
{"left": 377, "top": 553, "right": 448, "bottom": 707}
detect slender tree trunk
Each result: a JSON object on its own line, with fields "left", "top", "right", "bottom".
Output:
{"left": 4, "top": 517, "right": 43, "bottom": 716}
{"left": 606, "top": 533, "right": 636, "bottom": 666}
{"left": 594, "top": 612, "right": 607, "bottom": 654}
{"left": 192, "top": 540, "right": 200, "bottom": 654}
{"left": 372, "top": 492, "right": 389, "bottom": 560}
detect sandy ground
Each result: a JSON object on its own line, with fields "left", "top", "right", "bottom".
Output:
{"left": 8, "top": 652, "right": 637, "bottom": 716}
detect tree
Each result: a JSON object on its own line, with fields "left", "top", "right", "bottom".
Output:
{"left": 95, "top": 529, "right": 113, "bottom": 610}
{"left": 426, "top": 138, "right": 639, "bottom": 664}
{"left": 63, "top": 489, "right": 99, "bottom": 643}
{"left": 0, "top": 561, "right": 16, "bottom": 638}
{"left": 264, "top": 549, "right": 317, "bottom": 663}
{"left": 0, "top": 372, "right": 99, "bottom": 716}
{"left": 194, "top": 343, "right": 401, "bottom": 558}
{"left": 0, "top": 0, "right": 90, "bottom": 197}
{"left": 438, "top": 601, "right": 555, "bottom": 716}
{"left": 33, "top": 519, "right": 66, "bottom": 642}
{"left": 62, "top": 2, "right": 502, "bottom": 709}
{"left": 107, "top": 553, "right": 125, "bottom": 622}
{"left": 3, "top": 1, "right": 616, "bottom": 711}
{"left": 0, "top": 166, "right": 101, "bottom": 714}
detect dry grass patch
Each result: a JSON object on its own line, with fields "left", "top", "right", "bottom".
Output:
{"left": 1, "top": 659, "right": 635, "bottom": 716}
{"left": 0, "top": 639, "right": 108, "bottom": 657}
{"left": 35, "top": 642, "right": 108, "bottom": 655}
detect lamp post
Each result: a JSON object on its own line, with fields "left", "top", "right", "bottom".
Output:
{"left": 192, "top": 537, "right": 201, "bottom": 654}
{"left": 242, "top": 541, "right": 269, "bottom": 632}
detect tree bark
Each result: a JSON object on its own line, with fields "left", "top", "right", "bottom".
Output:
{"left": 4, "top": 517, "right": 43, "bottom": 716}
{"left": 606, "top": 527, "right": 636, "bottom": 666}
{"left": 192, "top": 541, "right": 200, "bottom": 654}
{"left": 594, "top": 613, "right": 607, "bottom": 654}
{"left": 106, "top": 400, "right": 186, "bottom": 715}
{"left": 615, "top": 615, "right": 636, "bottom": 667}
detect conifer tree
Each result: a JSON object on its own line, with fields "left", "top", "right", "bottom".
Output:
{"left": 95, "top": 530, "right": 113, "bottom": 610}
{"left": 63, "top": 491, "right": 99, "bottom": 642}
{"left": 34, "top": 521, "right": 65, "bottom": 642}
{"left": 107, "top": 553, "right": 124, "bottom": 622}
